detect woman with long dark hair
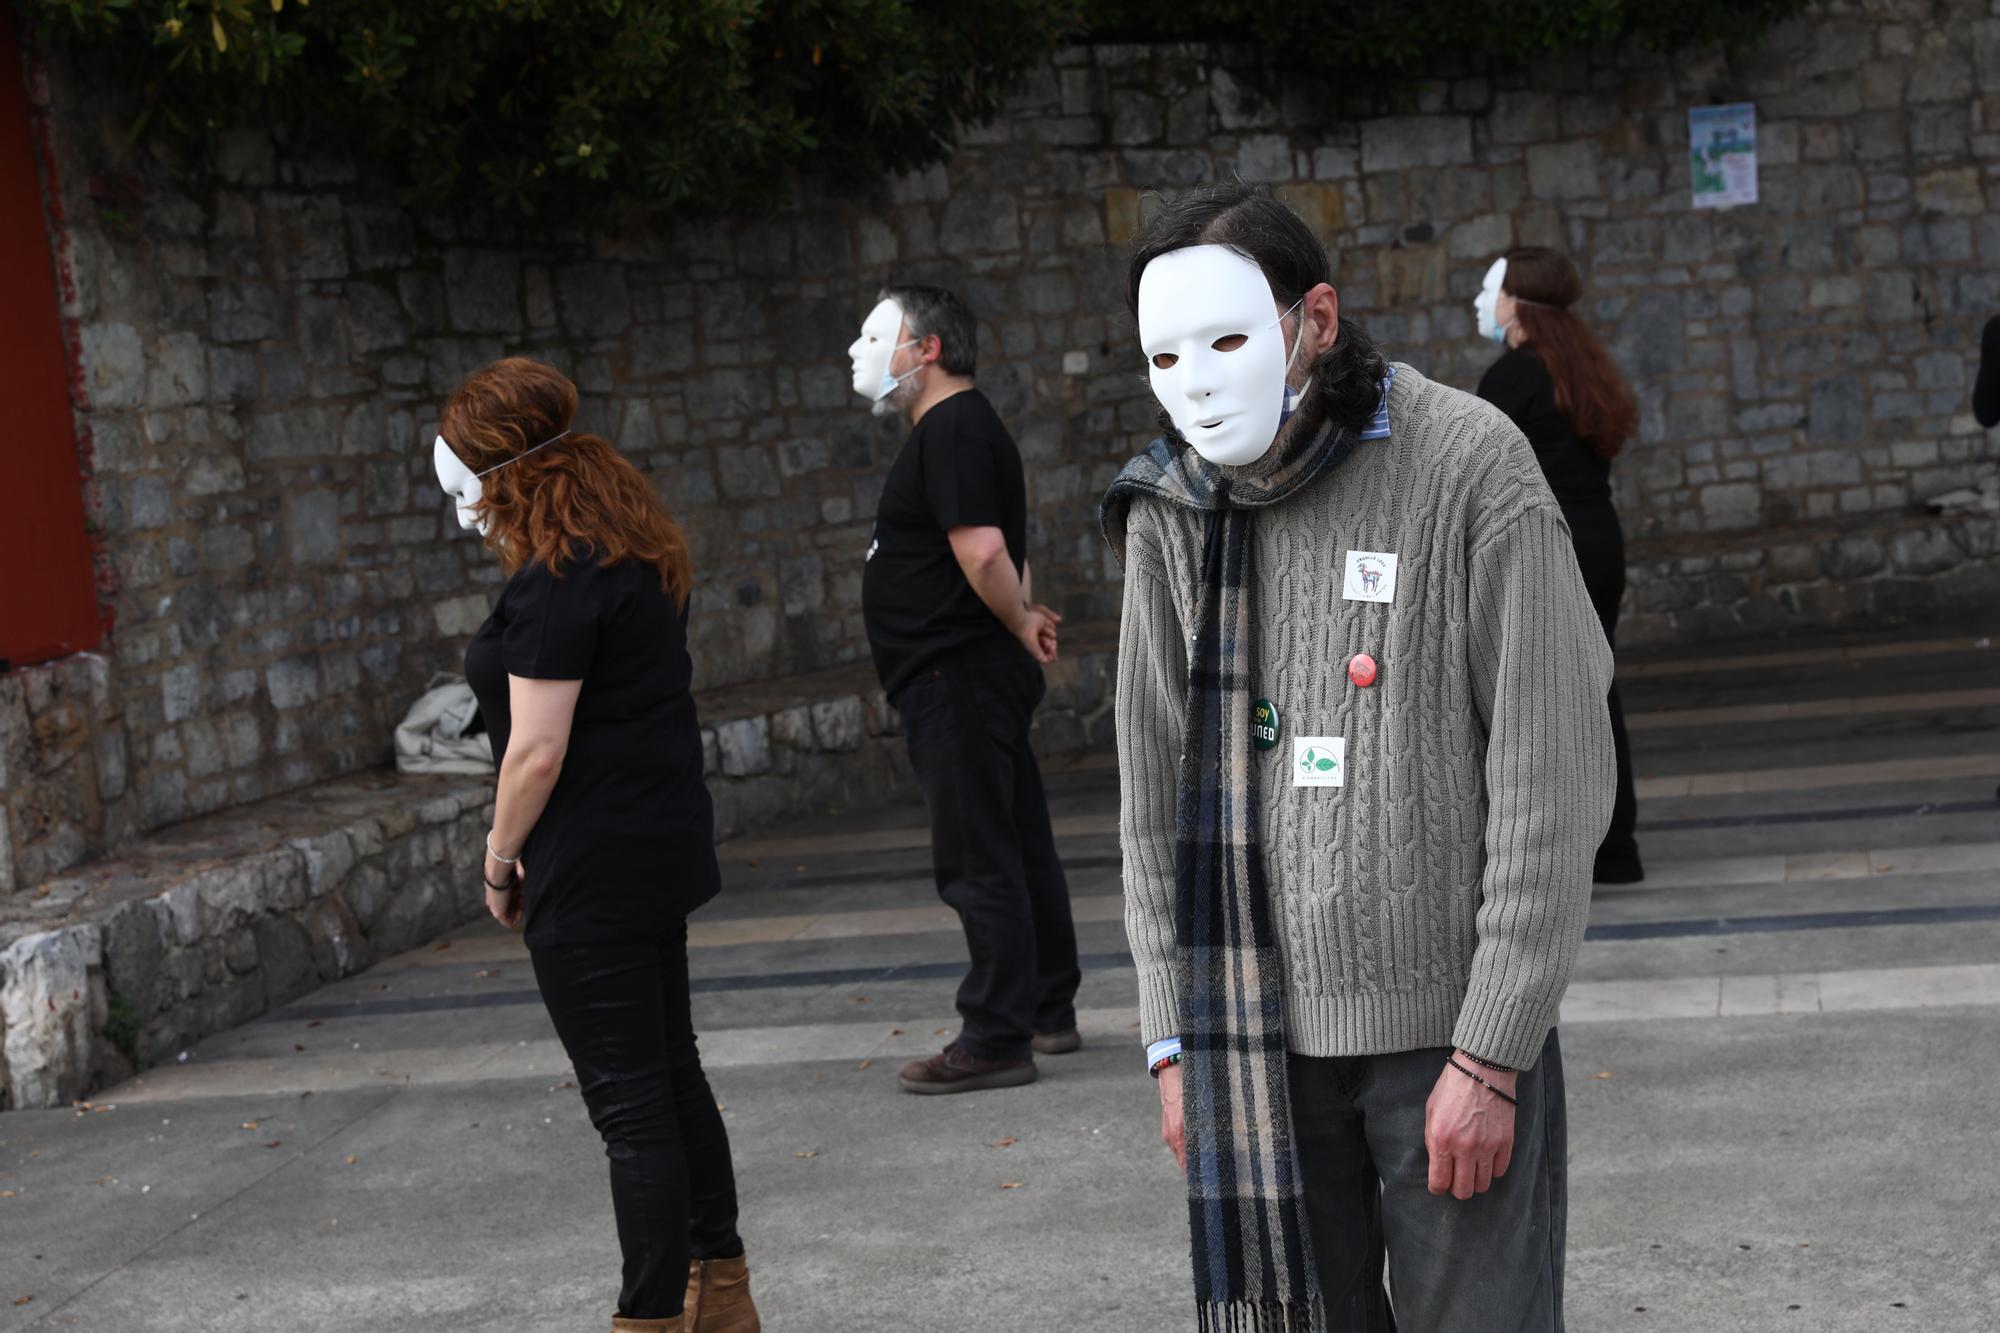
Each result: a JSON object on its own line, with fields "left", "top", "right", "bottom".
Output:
{"left": 1474, "top": 247, "right": 1644, "bottom": 882}
{"left": 433, "top": 357, "right": 760, "bottom": 1333}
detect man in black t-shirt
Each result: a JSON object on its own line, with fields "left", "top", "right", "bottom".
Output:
{"left": 850, "top": 284, "right": 1082, "bottom": 1094}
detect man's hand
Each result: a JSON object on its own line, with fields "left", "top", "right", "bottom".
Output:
{"left": 484, "top": 854, "right": 524, "bottom": 932}
{"left": 1157, "top": 1061, "right": 1187, "bottom": 1173}
{"left": 1016, "top": 603, "right": 1062, "bottom": 664}
{"left": 1424, "top": 1050, "right": 1517, "bottom": 1200}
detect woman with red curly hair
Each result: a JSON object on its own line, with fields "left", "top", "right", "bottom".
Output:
{"left": 434, "top": 357, "right": 759, "bottom": 1333}
{"left": 1474, "top": 247, "right": 1644, "bottom": 883}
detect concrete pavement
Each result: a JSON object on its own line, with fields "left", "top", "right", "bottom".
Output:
{"left": 3, "top": 628, "right": 1997, "bottom": 1332}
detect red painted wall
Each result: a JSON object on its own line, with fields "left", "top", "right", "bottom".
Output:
{"left": 0, "top": 12, "right": 98, "bottom": 669}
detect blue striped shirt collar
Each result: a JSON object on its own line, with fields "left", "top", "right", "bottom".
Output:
{"left": 1279, "top": 363, "right": 1396, "bottom": 441}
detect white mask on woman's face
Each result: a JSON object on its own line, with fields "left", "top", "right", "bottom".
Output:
{"left": 847, "top": 298, "right": 916, "bottom": 401}
{"left": 1474, "top": 257, "right": 1510, "bottom": 344}
{"left": 1137, "top": 244, "right": 1301, "bottom": 467}
{"left": 433, "top": 436, "right": 487, "bottom": 535}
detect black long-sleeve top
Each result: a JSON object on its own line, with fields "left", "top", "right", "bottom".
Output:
{"left": 1474, "top": 346, "right": 1615, "bottom": 516}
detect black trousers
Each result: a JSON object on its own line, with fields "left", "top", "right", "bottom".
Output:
{"left": 1291, "top": 1031, "right": 1568, "bottom": 1333}
{"left": 894, "top": 656, "right": 1082, "bottom": 1061}
{"left": 531, "top": 921, "right": 743, "bottom": 1320}
{"left": 1566, "top": 505, "right": 1639, "bottom": 869}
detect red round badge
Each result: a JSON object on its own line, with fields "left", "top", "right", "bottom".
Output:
{"left": 1348, "top": 653, "right": 1378, "bottom": 688}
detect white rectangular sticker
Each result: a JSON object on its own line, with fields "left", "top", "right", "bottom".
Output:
{"left": 1292, "top": 736, "right": 1346, "bottom": 789}
{"left": 1343, "top": 551, "right": 1398, "bottom": 603}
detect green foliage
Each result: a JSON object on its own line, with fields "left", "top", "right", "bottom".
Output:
{"left": 102, "top": 994, "right": 139, "bottom": 1064}
{"left": 21, "top": 0, "right": 1087, "bottom": 218}
{"left": 18, "top": 0, "right": 1809, "bottom": 220}
{"left": 1082, "top": 0, "right": 1816, "bottom": 113}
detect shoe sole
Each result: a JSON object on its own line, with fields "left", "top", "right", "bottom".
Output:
{"left": 898, "top": 1064, "right": 1039, "bottom": 1095}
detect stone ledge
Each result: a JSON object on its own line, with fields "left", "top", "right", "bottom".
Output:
{"left": 0, "top": 771, "right": 492, "bottom": 1110}
{"left": 693, "top": 622, "right": 1118, "bottom": 841}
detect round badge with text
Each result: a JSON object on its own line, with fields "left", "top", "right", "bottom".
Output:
{"left": 1252, "top": 698, "right": 1281, "bottom": 751}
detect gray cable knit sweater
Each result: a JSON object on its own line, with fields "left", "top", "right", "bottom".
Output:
{"left": 1113, "top": 363, "right": 1615, "bottom": 1070}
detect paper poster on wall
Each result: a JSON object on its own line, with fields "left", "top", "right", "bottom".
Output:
{"left": 1689, "top": 102, "right": 1758, "bottom": 209}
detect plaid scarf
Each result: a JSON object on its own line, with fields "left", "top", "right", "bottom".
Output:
{"left": 1102, "top": 416, "right": 1359, "bottom": 1333}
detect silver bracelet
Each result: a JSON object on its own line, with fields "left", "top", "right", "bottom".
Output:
{"left": 485, "top": 834, "right": 520, "bottom": 864}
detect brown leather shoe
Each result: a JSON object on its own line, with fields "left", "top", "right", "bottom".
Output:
{"left": 611, "top": 1314, "right": 682, "bottom": 1331}
{"left": 898, "top": 1045, "right": 1038, "bottom": 1094}
{"left": 685, "top": 1253, "right": 761, "bottom": 1333}
{"left": 1032, "top": 1029, "right": 1081, "bottom": 1055}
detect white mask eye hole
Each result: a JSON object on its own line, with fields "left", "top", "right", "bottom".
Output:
{"left": 1212, "top": 334, "right": 1248, "bottom": 352}
{"left": 1151, "top": 352, "right": 1179, "bottom": 370}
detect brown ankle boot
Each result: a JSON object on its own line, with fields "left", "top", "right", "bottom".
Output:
{"left": 684, "top": 1254, "right": 761, "bottom": 1333}
{"left": 610, "top": 1314, "right": 682, "bottom": 1331}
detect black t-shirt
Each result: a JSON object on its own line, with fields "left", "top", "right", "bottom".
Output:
{"left": 860, "top": 388, "right": 1032, "bottom": 698}
{"left": 1476, "top": 346, "right": 1614, "bottom": 515}
{"left": 464, "top": 551, "right": 719, "bottom": 947}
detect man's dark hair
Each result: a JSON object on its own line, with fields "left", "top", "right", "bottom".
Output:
{"left": 878, "top": 284, "right": 977, "bottom": 377}
{"left": 1126, "top": 183, "right": 1387, "bottom": 436}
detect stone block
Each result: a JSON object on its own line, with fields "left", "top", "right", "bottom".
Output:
{"left": 80, "top": 322, "right": 145, "bottom": 408}
{"left": 266, "top": 657, "right": 322, "bottom": 711}
{"left": 1237, "top": 134, "right": 1294, "bottom": 182}
{"left": 1375, "top": 247, "right": 1447, "bottom": 306}
{"left": 444, "top": 251, "right": 523, "bottom": 333}
{"left": 1487, "top": 92, "right": 1557, "bottom": 145}
{"left": 716, "top": 717, "right": 772, "bottom": 777}
{"left": 286, "top": 490, "right": 342, "bottom": 566}
{"left": 1274, "top": 184, "right": 1345, "bottom": 237}
{"left": 556, "top": 263, "right": 632, "bottom": 336}
{"left": 939, "top": 191, "right": 1021, "bottom": 255}
{"left": 770, "top": 706, "right": 814, "bottom": 751}
{"left": 1526, "top": 142, "right": 1601, "bottom": 200}
{"left": 145, "top": 332, "right": 208, "bottom": 408}
{"left": 1890, "top": 528, "right": 1958, "bottom": 576}
{"left": 1361, "top": 116, "right": 1473, "bottom": 172}
{"left": 810, "top": 696, "right": 865, "bottom": 753}
{"left": 1914, "top": 168, "right": 1983, "bottom": 216}
{"left": 1807, "top": 376, "right": 1865, "bottom": 444}
{"left": 207, "top": 284, "right": 291, "bottom": 343}
{"left": 1820, "top": 534, "right": 1885, "bottom": 580}
{"left": 0, "top": 926, "right": 101, "bottom": 1109}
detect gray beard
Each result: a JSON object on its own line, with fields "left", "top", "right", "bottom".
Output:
{"left": 871, "top": 375, "right": 918, "bottom": 419}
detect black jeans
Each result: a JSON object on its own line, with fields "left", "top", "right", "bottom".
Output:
{"left": 531, "top": 921, "right": 742, "bottom": 1320}
{"left": 1290, "top": 1031, "right": 1568, "bottom": 1333}
{"left": 1566, "top": 505, "right": 1639, "bottom": 869}
{"left": 894, "top": 655, "right": 1082, "bottom": 1061}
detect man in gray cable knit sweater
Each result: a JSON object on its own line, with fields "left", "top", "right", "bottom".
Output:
{"left": 1104, "top": 185, "right": 1614, "bottom": 1330}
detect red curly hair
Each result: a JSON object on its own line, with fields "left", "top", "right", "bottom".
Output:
{"left": 1503, "top": 247, "right": 1639, "bottom": 459}
{"left": 439, "top": 358, "right": 693, "bottom": 608}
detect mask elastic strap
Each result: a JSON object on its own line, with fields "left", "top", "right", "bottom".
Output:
{"left": 474, "top": 430, "right": 572, "bottom": 479}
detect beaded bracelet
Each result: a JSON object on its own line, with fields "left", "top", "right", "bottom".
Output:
{"left": 1458, "top": 1050, "right": 1517, "bottom": 1075}
{"left": 1149, "top": 1052, "right": 1182, "bottom": 1079}
{"left": 1446, "top": 1056, "right": 1518, "bottom": 1106}
{"left": 485, "top": 834, "right": 520, "bottom": 865}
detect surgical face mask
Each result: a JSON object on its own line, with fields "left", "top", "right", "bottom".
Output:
{"left": 847, "top": 299, "right": 918, "bottom": 402}
{"left": 1137, "top": 244, "right": 1308, "bottom": 467}
{"left": 1474, "top": 257, "right": 1510, "bottom": 344}
{"left": 434, "top": 435, "right": 486, "bottom": 535}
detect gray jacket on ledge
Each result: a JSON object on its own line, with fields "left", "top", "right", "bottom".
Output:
{"left": 1110, "top": 363, "right": 1615, "bottom": 1071}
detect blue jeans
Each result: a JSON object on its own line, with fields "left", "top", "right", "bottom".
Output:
{"left": 1289, "top": 1030, "right": 1568, "bottom": 1332}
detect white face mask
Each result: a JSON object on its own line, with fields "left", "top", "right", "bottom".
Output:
{"left": 434, "top": 435, "right": 486, "bottom": 535}
{"left": 847, "top": 299, "right": 918, "bottom": 402}
{"left": 1137, "top": 244, "right": 1306, "bottom": 467}
{"left": 1474, "top": 257, "right": 1510, "bottom": 344}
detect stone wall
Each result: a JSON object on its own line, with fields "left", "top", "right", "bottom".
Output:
{"left": 9, "top": 0, "right": 1999, "bottom": 892}
{"left": 0, "top": 772, "right": 489, "bottom": 1109}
